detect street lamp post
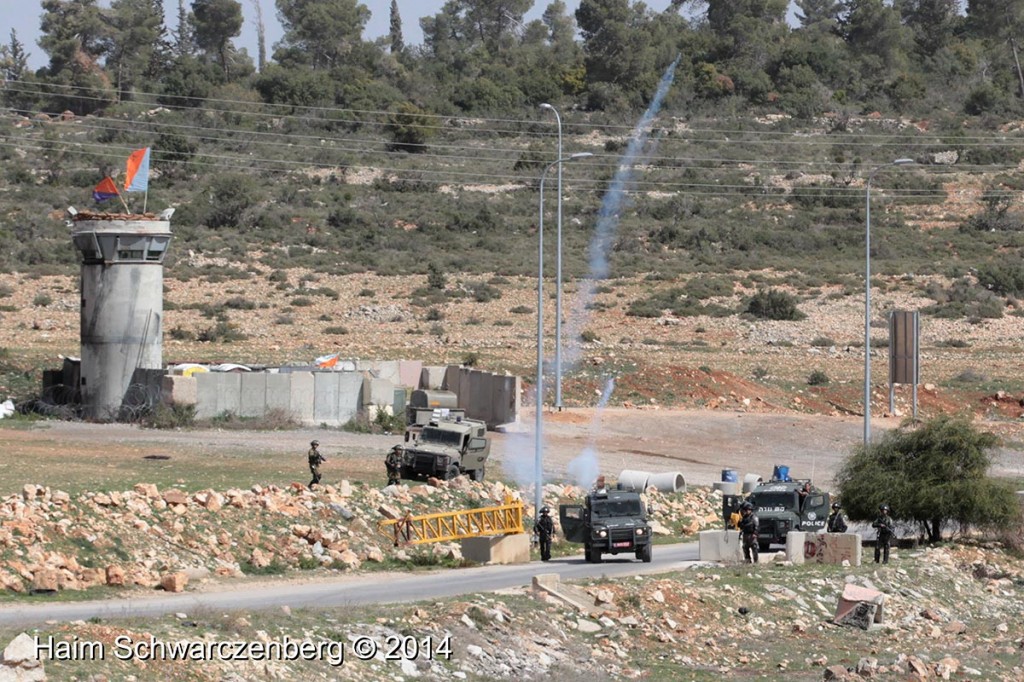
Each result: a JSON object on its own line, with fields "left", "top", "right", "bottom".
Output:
{"left": 864, "top": 158, "right": 914, "bottom": 447}
{"left": 536, "top": 152, "right": 593, "bottom": 516}
{"left": 539, "top": 103, "right": 565, "bottom": 411}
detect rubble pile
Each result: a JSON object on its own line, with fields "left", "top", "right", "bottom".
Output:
{"left": 0, "top": 479, "right": 723, "bottom": 594}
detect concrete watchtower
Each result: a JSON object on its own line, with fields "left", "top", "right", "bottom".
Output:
{"left": 71, "top": 217, "right": 172, "bottom": 420}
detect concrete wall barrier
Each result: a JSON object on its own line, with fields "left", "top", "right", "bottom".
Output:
{"left": 239, "top": 372, "right": 267, "bottom": 418}
{"left": 398, "top": 360, "right": 422, "bottom": 388}
{"left": 698, "top": 529, "right": 744, "bottom": 563}
{"left": 786, "top": 531, "right": 862, "bottom": 566}
{"left": 420, "top": 366, "right": 447, "bottom": 390}
{"left": 461, "top": 534, "right": 530, "bottom": 565}
{"left": 161, "top": 375, "right": 197, "bottom": 406}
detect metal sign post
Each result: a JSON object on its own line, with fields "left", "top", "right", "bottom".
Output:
{"left": 888, "top": 310, "right": 920, "bottom": 420}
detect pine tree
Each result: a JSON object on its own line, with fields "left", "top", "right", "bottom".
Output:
{"left": 389, "top": 0, "right": 404, "bottom": 54}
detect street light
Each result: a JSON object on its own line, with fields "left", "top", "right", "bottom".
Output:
{"left": 539, "top": 103, "right": 565, "bottom": 411}
{"left": 536, "top": 152, "right": 593, "bottom": 516}
{"left": 864, "top": 158, "right": 914, "bottom": 447}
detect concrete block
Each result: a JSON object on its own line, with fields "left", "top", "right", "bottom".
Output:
{"left": 195, "top": 372, "right": 241, "bottom": 418}
{"left": 336, "top": 372, "right": 362, "bottom": 425}
{"left": 468, "top": 370, "right": 491, "bottom": 425}
{"left": 265, "top": 373, "right": 293, "bottom": 414}
{"left": 239, "top": 372, "right": 267, "bottom": 418}
{"left": 698, "top": 529, "right": 744, "bottom": 563}
{"left": 442, "top": 365, "right": 460, "bottom": 393}
{"left": 375, "top": 360, "right": 401, "bottom": 385}
{"left": 313, "top": 372, "right": 342, "bottom": 425}
{"left": 420, "top": 366, "right": 447, "bottom": 390}
{"left": 788, "top": 531, "right": 862, "bottom": 566}
{"left": 457, "top": 367, "right": 472, "bottom": 411}
{"left": 289, "top": 372, "right": 315, "bottom": 425}
{"left": 461, "top": 533, "right": 530, "bottom": 565}
{"left": 363, "top": 377, "right": 396, "bottom": 408}
{"left": 490, "top": 374, "right": 520, "bottom": 426}
{"left": 834, "top": 583, "right": 886, "bottom": 629}
{"left": 398, "top": 360, "right": 423, "bottom": 388}
{"left": 161, "top": 375, "right": 197, "bottom": 406}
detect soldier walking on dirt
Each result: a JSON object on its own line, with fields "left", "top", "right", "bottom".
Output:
{"left": 827, "top": 502, "right": 848, "bottom": 533}
{"left": 872, "top": 504, "right": 895, "bottom": 564}
{"left": 385, "top": 445, "right": 403, "bottom": 486}
{"left": 738, "top": 501, "right": 759, "bottom": 564}
{"left": 308, "top": 440, "right": 326, "bottom": 488}
{"left": 535, "top": 506, "right": 555, "bottom": 562}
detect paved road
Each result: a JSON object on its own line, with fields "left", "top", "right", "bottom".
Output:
{"left": 0, "top": 542, "right": 700, "bottom": 627}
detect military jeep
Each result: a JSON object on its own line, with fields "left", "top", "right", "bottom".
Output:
{"left": 559, "top": 488, "right": 653, "bottom": 563}
{"left": 738, "top": 478, "right": 830, "bottom": 552}
{"left": 400, "top": 413, "right": 490, "bottom": 481}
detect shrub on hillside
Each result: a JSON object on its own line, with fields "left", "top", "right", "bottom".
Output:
{"left": 743, "top": 289, "right": 805, "bottom": 320}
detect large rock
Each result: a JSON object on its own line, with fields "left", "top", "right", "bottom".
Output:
{"left": 105, "top": 565, "right": 125, "bottom": 587}
{"left": 29, "top": 570, "right": 58, "bottom": 593}
{"left": 162, "top": 489, "right": 188, "bottom": 506}
{"left": 160, "top": 572, "right": 188, "bottom": 593}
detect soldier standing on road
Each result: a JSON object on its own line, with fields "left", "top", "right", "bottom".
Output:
{"left": 535, "top": 507, "right": 555, "bottom": 562}
{"left": 827, "top": 502, "right": 848, "bottom": 533}
{"left": 738, "top": 501, "right": 759, "bottom": 564}
{"left": 872, "top": 504, "right": 895, "bottom": 564}
{"left": 385, "top": 445, "right": 403, "bottom": 486}
{"left": 307, "top": 440, "right": 326, "bottom": 488}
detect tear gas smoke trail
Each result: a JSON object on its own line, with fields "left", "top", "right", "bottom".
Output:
{"left": 501, "top": 384, "right": 538, "bottom": 494}
{"left": 564, "top": 56, "right": 681, "bottom": 367}
{"left": 566, "top": 376, "right": 616, "bottom": 488}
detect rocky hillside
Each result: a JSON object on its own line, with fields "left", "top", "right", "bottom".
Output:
{"left": 0, "top": 477, "right": 720, "bottom": 595}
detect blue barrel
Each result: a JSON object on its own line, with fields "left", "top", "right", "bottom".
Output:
{"left": 773, "top": 465, "right": 790, "bottom": 482}
{"left": 721, "top": 469, "right": 739, "bottom": 483}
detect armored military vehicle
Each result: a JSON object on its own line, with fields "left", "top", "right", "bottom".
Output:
{"left": 732, "top": 478, "right": 830, "bottom": 552}
{"left": 399, "top": 412, "right": 490, "bottom": 481}
{"left": 559, "top": 487, "right": 653, "bottom": 563}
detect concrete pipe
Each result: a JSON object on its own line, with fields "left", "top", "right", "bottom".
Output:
{"left": 713, "top": 481, "right": 741, "bottom": 496}
{"left": 646, "top": 472, "right": 686, "bottom": 493}
{"left": 742, "top": 473, "right": 763, "bottom": 494}
{"left": 617, "top": 470, "right": 651, "bottom": 492}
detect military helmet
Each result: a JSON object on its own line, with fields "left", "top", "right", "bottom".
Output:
{"left": 391, "top": 444, "right": 403, "bottom": 452}
{"left": 310, "top": 440, "right": 319, "bottom": 447}
{"left": 740, "top": 501, "right": 753, "bottom": 511}
{"left": 831, "top": 502, "right": 841, "bottom": 510}
{"left": 879, "top": 503, "right": 889, "bottom": 512}
{"left": 540, "top": 506, "right": 550, "bottom": 515}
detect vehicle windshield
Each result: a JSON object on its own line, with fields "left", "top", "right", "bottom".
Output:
{"left": 752, "top": 492, "right": 796, "bottom": 508}
{"left": 591, "top": 498, "right": 643, "bottom": 517}
{"left": 419, "top": 428, "right": 463, "bottom": 447}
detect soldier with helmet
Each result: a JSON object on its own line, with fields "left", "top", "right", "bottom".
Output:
{"left": 385, "top": 445, "right": 404, "bottom": 486}
{"left": 738, "top": 501, "right": 760, "bottom": 564}
{"left": 535, "top": 506, "right": 555, "bottom": 562}
{"left": 872, "top": 504, "right": 895, "bottom": 564}
{"left": 827, "top": 502, "right": 848, "bottom": 533}
{"left": 307, "top": 439, "right": 326, "bottom": 488}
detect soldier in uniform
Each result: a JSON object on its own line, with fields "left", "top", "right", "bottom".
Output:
{"left": 872, "top": 504, "right": 895, "bottom": 564}
{"left": 385, "top": 445, "right": 403, "bottom": 486}
{"left": 307, "top": 440, "right": 326, "bottom": 488}
{"left": 535, "top": 506, "right": 555, "bottom": 562}
{"left": 827, "top": 502, "right": 848, "bottom": 533}
{"left": 738, "top": 501, "right": 759, "bottom": 564}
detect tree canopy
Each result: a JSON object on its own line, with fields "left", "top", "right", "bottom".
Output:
{"left": 835, "top": 417, "right": 1022, "bottom": 542}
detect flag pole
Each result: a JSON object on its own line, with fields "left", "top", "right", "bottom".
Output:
{"left": 112, "top": 180, "right": 131, "bottom": 214}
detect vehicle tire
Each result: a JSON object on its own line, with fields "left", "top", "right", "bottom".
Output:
{"left": 471, "top": 466, "right": 485, "bottom": 482}
{"left": 759, "top": 540, "right": 771, "bottom": 554}
{"left": 637, "top": 543, "right": 652, "bottom": 563}
{"left": 592, "top": 549, "right": 602, "bottom": 564}
{"left": 583, "top": 544, "right": 592, "bottom": 563}
{"left": 445, "top": 464, "right": 460, "bottom": 480}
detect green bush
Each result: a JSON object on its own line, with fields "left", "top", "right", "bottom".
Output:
{"left": 810, "top": 336, "right": 835, "bottom": 347}
{"left": 425, "top": 307, "right": 444, "bottom": 321}
{"left": 33, "top": 293, "right": 52, "bottom": 307}
{"left": 324, "top": 326, "right": 348, "bottom": 335}
{"left": 807, "top": 369, "right": 830, "bottom": 386}
{"left": 510, "top": 305, "right": 532, "bottom": 314}
{"left": 744, "top": 289, "right": 805, "bottom": 321}
{"left": 142, "top": 402, "right": 196, "bottom": 429}
{"left": 290, "top": 297, "right": 314, "bottom": 307}
{"left": 581, "top": 330, "right": 599, "bottom": 342}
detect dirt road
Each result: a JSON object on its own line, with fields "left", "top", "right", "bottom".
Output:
{"left": 6, "top": 409, "right": 1023, "bottom": 494}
